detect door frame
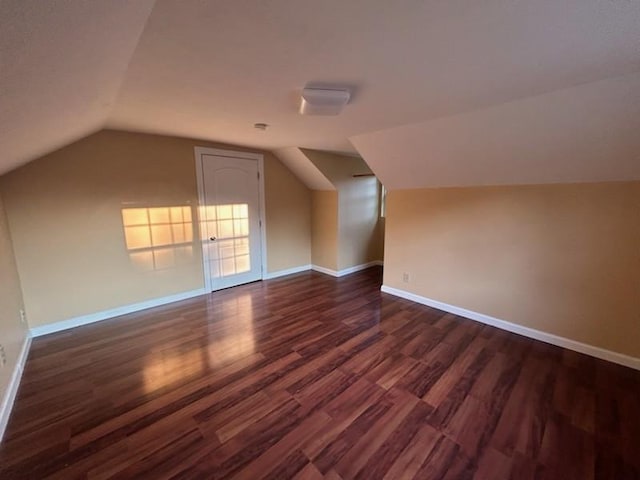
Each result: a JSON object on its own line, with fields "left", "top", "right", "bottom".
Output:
{"left": 194, "top": 146, "right": 267, "bottom": 292}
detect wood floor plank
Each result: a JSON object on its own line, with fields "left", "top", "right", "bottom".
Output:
{"left": 232, "top": 410, "right": 330, "bottom": 480}
{"left": 473, "top": 447, "right": 512, "bottom": 480}
{"left": 333, "top": 387, "right": 419, "bottom": 478}
{"left": 412, "top": 434, "right": 463, "bottom": 480}
{"left": 313, "top": 402, "right": 392, "bottom": 474}
{"left": 490, "top": 355, "right": 555, "bottom": 458}
{"left": 0, "top": 267, "right": 638, "bottom": 479}
{"left": 354, "top": 400, "right": 433, "bottom": 479}
{"left": 292, "top": 462, "right": 324, "bottom": 480}
{"left": 382, "top": 423, "right": 441, "bottom": 480}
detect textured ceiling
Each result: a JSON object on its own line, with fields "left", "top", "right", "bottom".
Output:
{"left": 1, "top": 0, "right": 639, "bottom": 186}
{"left": 352, "top": 72, "right": 640, "bottom": 189}
{"left": 0, "top": 0, "right": 155, "bottom": 175}
{"left": 273, "top": 148, "right": 335, "bottom": 191}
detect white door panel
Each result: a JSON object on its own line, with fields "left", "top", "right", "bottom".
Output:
{"left": 197, "top": 152, "right": 264, "bottom": 291}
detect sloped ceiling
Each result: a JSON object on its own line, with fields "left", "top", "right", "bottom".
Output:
{"left": 352, "top": 72, "right": 640, "bottom": 189}
{"left": 301, "top": 149, "right": 373, "bottom": 189}
{"left": 0, "top": 0, "right": 155, "bottom": 175}
{"left": 273, "top": 148, "right": 335, "bottom": 191}
{"left": 1, "top": 0, "right": 640, "bottom": 187}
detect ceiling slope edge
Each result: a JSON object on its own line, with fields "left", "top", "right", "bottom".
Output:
{"left": 350, "top": 72, "right": 640, "bottom": 190}
{"left": 0, "top": 0, "right": 156, "bottom": 176}
{"left": 273, "top": 147, "right": 336, "bottom": 190}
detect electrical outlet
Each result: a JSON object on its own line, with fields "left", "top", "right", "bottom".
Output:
{"left": 402, "top": 272, "right": 410, "bottom": 283}
{"left": 0, "top": 345, "right": 6, "bottom": 367}
{"left": 19, "top": 308, "right": 26, "bottom": 324}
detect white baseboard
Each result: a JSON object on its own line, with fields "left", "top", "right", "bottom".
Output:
{"left": 30, "top": 288, "right": 207, "bottom": 338}
{"left": 26, "top": 261, "right": 384, "bottom": 339}
{"left": 311, "top": 265, "right": 339, "bottom": 276}
{"left": 264, "top": 264, "right": 312, "bottom": 280}
{"left": 312, "top": 260, "right": 383, "bottom": 278}
{"left": 0, "top": 332, "right": 32, "bottom": 442}
{"left": 381, "top": 285, "right": 640, "bottom": 371}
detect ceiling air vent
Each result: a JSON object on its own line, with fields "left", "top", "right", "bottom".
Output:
{"left": 299, "top": 87, "right": 350, "bottom": 116}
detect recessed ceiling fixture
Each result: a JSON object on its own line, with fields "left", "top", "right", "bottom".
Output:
{"left": 254, "top": 122, "right": 268, "bottom": 130}
{"left": 299, "top": 87, "right": 350, "bottom": 116}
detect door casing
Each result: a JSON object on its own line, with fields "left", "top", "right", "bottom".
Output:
{"left": 194, "top": 146, "right": 267, "bottom": 292}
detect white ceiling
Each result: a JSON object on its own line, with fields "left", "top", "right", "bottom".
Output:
{"left": 353, "top": 72, "right": 640, "bottom": 189}
{"left": 273, "top": 148, "right": 335, "bottom": 191}
{"left": 0, "top": 0, "right": 155, "bottom": 175}
{"left": 2, "top": 0, "right": 640, "bottom": 186}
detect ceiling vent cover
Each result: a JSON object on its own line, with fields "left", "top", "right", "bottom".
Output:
{"left": 299, "top": 88, "right": 350, "bottom": 115}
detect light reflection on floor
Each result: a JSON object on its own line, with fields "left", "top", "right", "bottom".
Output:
{"left": 142, "top": 293, "right": 256, "bottom": 393}
{"left": 205, "top": 293, "right": 256, "bottom": 369}
{"left": 142, "top": 349, "right": 205, "bottom": 393}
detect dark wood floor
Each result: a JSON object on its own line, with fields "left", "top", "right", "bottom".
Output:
{"left": 1, "top": 267, "right": 639, "bottom": 479}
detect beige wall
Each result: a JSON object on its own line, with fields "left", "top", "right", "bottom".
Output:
{"left": 303, "top": 149, "right": 383, "bottom": 270}
{"left": 338, "top": 179, "right": 384, "bottom": 270}
{"left": 311, "top": 191, "right": 338, "bottom": 271}
{"left": 384, "top": 182, "right": 640, "bottom": 358}
{"left": 0, "top": 130, "right": 311, "bottom": 328}
{"left": 263, "top": 152, "right": 312, "bottom": 272}
{"left": 0, "top": 189, "right": 29, "bottom": 404}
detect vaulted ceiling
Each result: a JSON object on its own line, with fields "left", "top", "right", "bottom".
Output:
{"left": 0, "top": 0, "right": 156, "bottom": 174}
{"left": 2, "top": 0, "right": 639, "bottom": 187}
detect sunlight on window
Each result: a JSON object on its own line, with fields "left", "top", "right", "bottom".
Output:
{"left": 121, "top": 206, "right": 194, "bottom": 271}
{"left": 199, "top": 204, "right": 251, "bottom": 277}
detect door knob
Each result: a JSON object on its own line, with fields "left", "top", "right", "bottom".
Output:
{"left": 210, "top": 236, "right": 217, "bottom": 241}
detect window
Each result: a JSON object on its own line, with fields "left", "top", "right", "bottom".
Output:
{"left": 380, "top": 184, "right": 387, "bottom": 218}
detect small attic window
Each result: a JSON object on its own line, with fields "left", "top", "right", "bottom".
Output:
{"left": 380, "top": 185, "right": 387, "bottom": 218}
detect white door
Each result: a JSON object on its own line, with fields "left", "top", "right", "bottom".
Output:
{"left": 196, "top": 150, "right": 264, "bottom": 291}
